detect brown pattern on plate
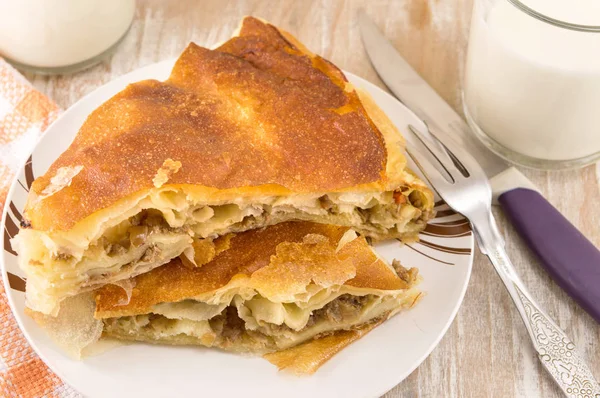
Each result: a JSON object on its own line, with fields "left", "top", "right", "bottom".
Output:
{"left": 7, "top": 272, "right": 25, "bottom": 292}
{"left": 405, "top": 199, "right": 473, "bottom": 264}
{"left": 404, "top": 244, "right": 454, "bottom": 266}
{"left": 417, "top": 239, "right": 472, "bottom": 255}
{"left": 3, "top": 205, "right": 19, "bottom": 256}
{"left": 24, "top": 155, "right": 34, "bottom": 190}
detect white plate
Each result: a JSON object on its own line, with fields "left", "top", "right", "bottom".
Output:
{"left": 1, "top": 61, "right": 473, "bottom": 398}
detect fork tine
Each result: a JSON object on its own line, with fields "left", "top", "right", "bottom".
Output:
{"left": 406, "top": 147, "right": 451, "bottom": 190}
{"left": 427, "top": 127, "right": 487, "bottom": 179}
{"left": 408, "top": 124, "right": 458, "bottom": 181}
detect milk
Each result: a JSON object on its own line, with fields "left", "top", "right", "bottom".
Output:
{"left": 463, "top": 0, "right": 600, "bottom": 164}
{"left": 0, "top": 0, "right": 135, "bottom": 70}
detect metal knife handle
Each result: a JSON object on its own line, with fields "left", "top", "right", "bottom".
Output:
{"left": 498, "top": 188, "right": 600, "bottom": 323}
{"left": 472, "top": 211, "right": 600, "bottom": 398}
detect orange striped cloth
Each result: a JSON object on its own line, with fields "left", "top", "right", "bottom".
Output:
{"left": 0, "top": 59, "right": 80, "bottom": 397}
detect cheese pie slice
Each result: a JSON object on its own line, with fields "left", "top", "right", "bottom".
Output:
{"left": 13, "top": 17, "right": 433, "bottom": 316}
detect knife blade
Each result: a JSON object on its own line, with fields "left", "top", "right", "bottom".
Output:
{"left": 358, "top": 10, "right": 600, "bottom": 323}
{"left": 357, "top": 10, "right": 509, "bottom": 179}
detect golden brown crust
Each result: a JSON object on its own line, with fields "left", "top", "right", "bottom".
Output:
{"left": 25, "top": 16, "right": 390, "bottom": 232}
{"left": 181, "top": 234, "right": 234, "bottom": 268}
{"left": 263, "top": 317, "right": 383, "bottom": 374}
{"left": 340, "top": 238, "right": 409, "bottom": 291}
{"left": 246, "top": 233, "right": 357, "bottom": 301}
{"left": 94, "top": 222, "right": 409, "bottom": 318}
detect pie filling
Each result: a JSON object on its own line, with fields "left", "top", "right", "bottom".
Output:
{"left": 20, "top": 189, "right": 432, "bottom": 315}
{"left": 101, "top": 293, "right": 408, "bottom": 353}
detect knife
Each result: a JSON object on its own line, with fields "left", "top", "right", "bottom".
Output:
{"left": 358, "top": 10, "right": 600, "bottom": 323}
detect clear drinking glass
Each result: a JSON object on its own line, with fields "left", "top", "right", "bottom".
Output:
{"left": 463, "top": 0, "right": 600, "bottom": 170}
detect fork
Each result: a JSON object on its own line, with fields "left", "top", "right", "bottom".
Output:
{"left": 406, "top": 123, "right": 600, "bottom": 398}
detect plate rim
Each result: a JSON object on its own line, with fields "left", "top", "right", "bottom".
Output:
{"left": 0, "top": 59, "right": 474, "bottom": 398}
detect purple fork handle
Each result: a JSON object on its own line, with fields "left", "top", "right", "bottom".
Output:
{"left": 498, "top": 188, "right": 600, "bottom": 323}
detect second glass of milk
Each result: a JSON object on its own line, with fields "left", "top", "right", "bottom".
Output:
{"left": 463, "top": 0, "right": 600, "bottom": 169}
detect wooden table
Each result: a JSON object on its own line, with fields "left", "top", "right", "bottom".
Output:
{"left": 26, "top": 1, "right": 599, "bottom": 396}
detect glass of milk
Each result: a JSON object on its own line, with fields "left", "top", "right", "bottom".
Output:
{"left": 0, "top": 0, "right": 135, "bottom": 75}
{"left": 463, "top": 0, "right": 600, "bottom": 169}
